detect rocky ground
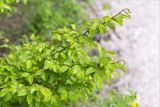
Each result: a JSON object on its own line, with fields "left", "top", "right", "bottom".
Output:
{"left": 93, "top": 0, "right": 160, "bottom": 106}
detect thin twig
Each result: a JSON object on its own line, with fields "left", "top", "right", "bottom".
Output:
{"left": 109, "top": 60, "right": 126, "bottom": 65}
{"left": 111, "top": 8, "right": 130, "bottom": 19}
{"left": 51, "top": 9, "right": 130, "bottom": 56}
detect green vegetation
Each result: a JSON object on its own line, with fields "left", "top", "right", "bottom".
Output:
{"left": 0, "top": 1, "right": 138, "bottom": 107}
{"left": 0, "top": 0, "right": 86, "bottom": 39}
{"left": 76, "top": 90, "right": 137, "bottom": 107}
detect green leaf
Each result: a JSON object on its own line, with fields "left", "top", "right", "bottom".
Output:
{"left": 41, "top": 72, "right": 46, "bottom": 81}
{"left": 27, "top": 94, "right": 33, "bottom": 104}
{"left": 22, "top": 0, "right": 29, "bottom": 4}
{"left": 40, "top": 87, "right": 52, "bottom": 102}
{"left": 116, "top": 63, "right": 126, "bottom": 72}
{"left": 0, "top": 88, "right": 8, "bottom": 97}
{"left": 98, "top": 44, "right": 106, "bottom": 57}
{"left": 60, "top": 66, "right": 68, "bottom": 73}
{"left": 31, "top": 86, "right": 37, "bottom": 94}
{"left": 71, "top": 65, "right": 81, "bottom": 75}
{"left": 112, "top": 71, "right": 120, "bottom": 78}
{"left": 59, "top": 89, "right": 67, "bottom": 101}
{"left": 89, "top": 23, "right": 98, "bottom": 35}
{"left": 68, "top": 49, "right": 73, "bottom": 56}
{"left": 21, "top": 72, "right": 30, "bottom": 78}
{"left": 103, "top": 3, "right": 109, "bottom": 10}
{"left": 98, "top": 24, "right": 105, "bottom": 33}
{"left": 86, "top": 67, "right": 96, "bottom": 75}
{"left": 71, "top": 24, "right": 77, "bottom": 30}
{"left": 35, "top": 69, "right": 44, "bottom": 76}
{"left": 114, "top": 18, "right": 123, "bottom": 26}
{"left": 4, "top": 93, "right": 12, "bottom": 101}
{"left": 28, "top": 75, "right": 33, "bottom": 84}
{"left": 18, "top": 88, "right": 27, "bottom": 96}
{"left": 51, "top": 96, "right": 58, "bottom": 105}
{"left": 27, "top": 60, "right": 32, "bottom": 69}
{"left": 52, "top": 64, "right": 59, "bottom": 73}
{"left": 103, "top": 15, "right": 112, "bottom": 22}
{"left": 107, "top": 50, "right": 117, "bottom": 56}
{"left": 44, "top": 60, "right": 53, "bottom": 69}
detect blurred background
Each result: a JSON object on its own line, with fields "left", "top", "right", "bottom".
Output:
{"left": 0, "top": 0, "right": 160, "bottom": 107}
{"left": 93, "top": 0, "right": 160, "bottom": 106}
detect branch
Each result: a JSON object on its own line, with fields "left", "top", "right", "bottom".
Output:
{"left": 51, "top": 9, "right": 130, "bottom": 56}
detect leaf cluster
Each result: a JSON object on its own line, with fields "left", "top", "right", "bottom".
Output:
{"left": 0, "top": 9, "right": 131, "bottom": 107}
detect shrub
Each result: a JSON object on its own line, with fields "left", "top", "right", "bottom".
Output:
{"left": 0, "top": 9, "right": 131, "bottom": 107}
{"left": 0, "top": 0, "right": 86, "bottom": 39}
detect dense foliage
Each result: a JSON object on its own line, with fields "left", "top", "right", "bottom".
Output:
{"left": 0, "top": 0, "right": 86, "bottom": 39}
{"left": 0, "top": 9, "right": 132, "bottom": 107}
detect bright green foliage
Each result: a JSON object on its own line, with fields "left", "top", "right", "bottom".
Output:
{"left": 0, "top": 9, "right": 131, "bottom": 106}
{"left": 75, "top": 90, "right": 137, "bottom": 107}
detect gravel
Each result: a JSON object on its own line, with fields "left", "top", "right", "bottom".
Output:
{"left": 93, "top": 0, "right": 160, "bottom": 106}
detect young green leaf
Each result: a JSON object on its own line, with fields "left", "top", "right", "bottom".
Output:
{"left": 86, "top": 67, "right": 96, "bottom": 75}
{"left": 44, "top": 60, "right": 53, "bottom": 69}
{"left": 27, "top": 60, "right": 32, "bottom": 69}
{"left": 21, "top": 73, "right": 30, "bottom": 78}
{"left": 71, "top": 24, "right": 77, "bottom": 30}
{"left": 18, "top": 88, "right": 27, "bottom": 96}
{"left": 28, "top": 75, "right": 33, "bottom": 84}
{"left": 40, "top": 87, "right": 52, "bottom": 102}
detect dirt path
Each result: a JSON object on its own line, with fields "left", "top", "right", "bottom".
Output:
{"left": 93, "top": 0, "right": 160, "bottom": 106}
